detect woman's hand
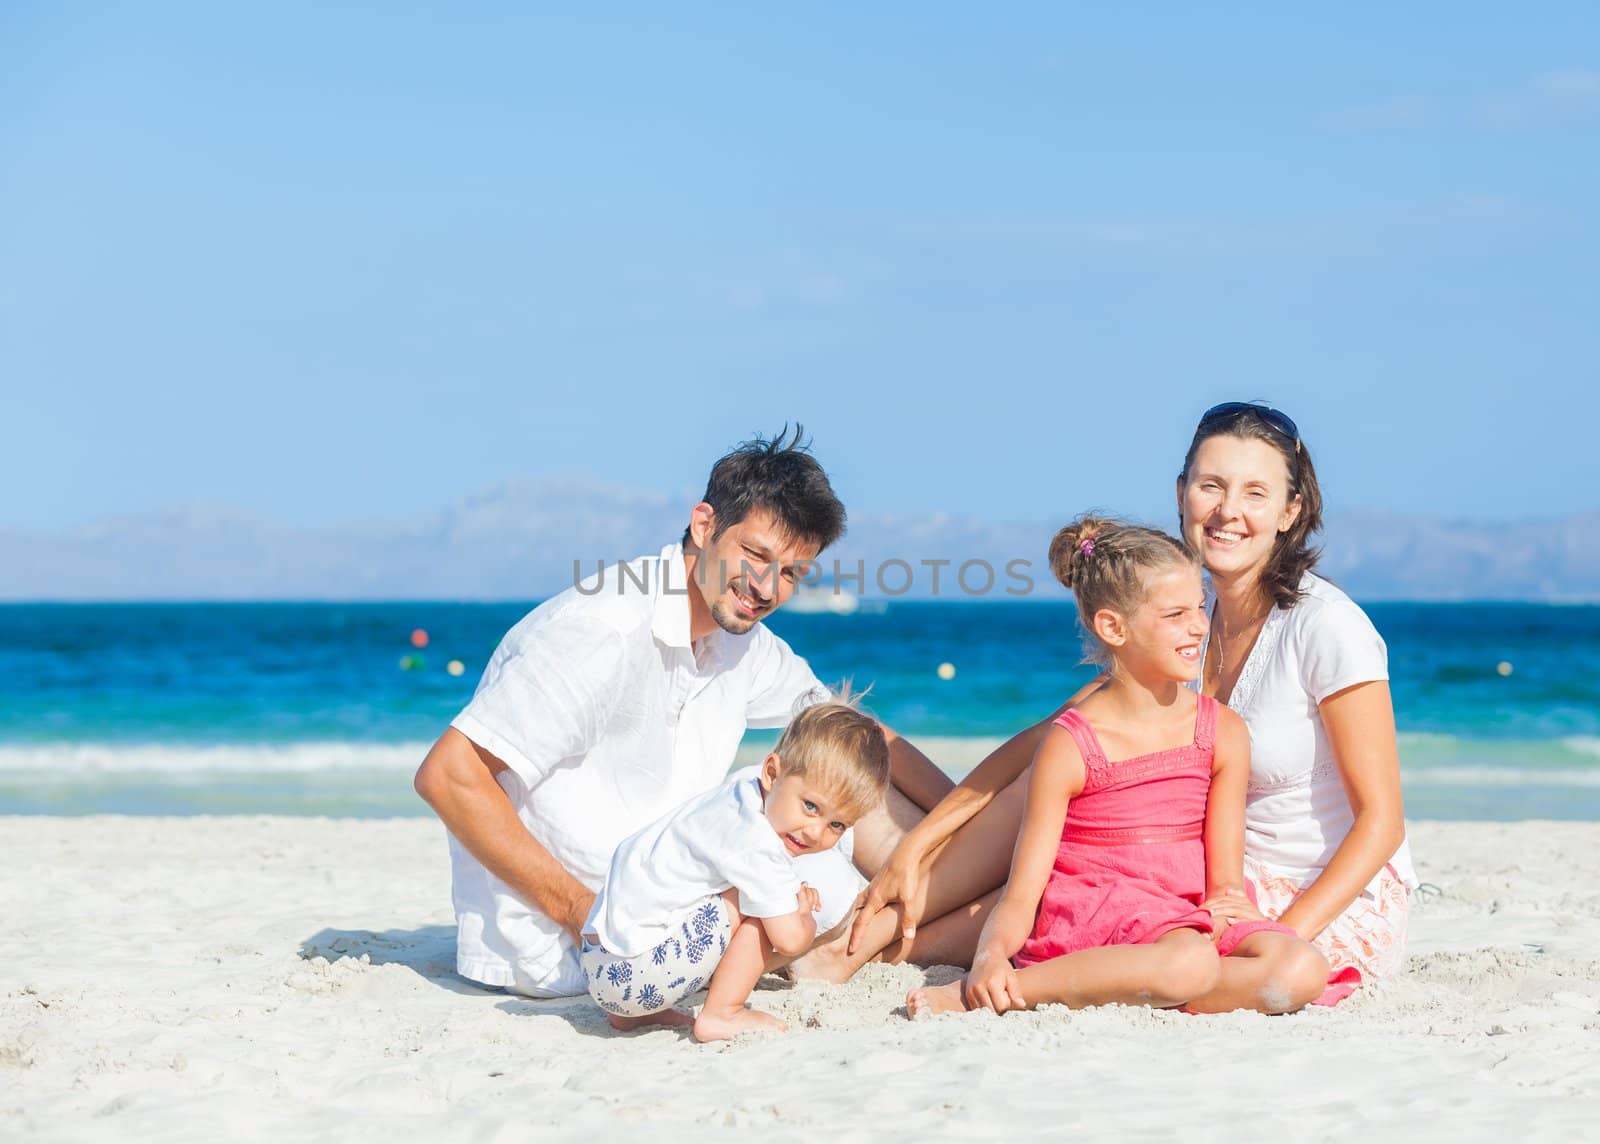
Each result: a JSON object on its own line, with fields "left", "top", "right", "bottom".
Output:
{"left": 848, "top": 835, "right": 932, "bottom": 953}
{"left": 963, "top": 945, "right": 1026, "bottom": 1013}
{"left": 1200, "top": 887, "right": 1266, "bottom": 936}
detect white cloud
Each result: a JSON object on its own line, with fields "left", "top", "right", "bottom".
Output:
{"left": 1449, "top": 192, "right": 1514, "bottom": 220}
{"left": 1331, "top": 69, "right": 1600, "bottom": 133}
{"left": 1535, "top": 69, "right": 1600, "bottom": 98}
{"left": 615, "top": 253, "right": 856, "bottom": 323}
{"left": 1480, "top": 69, "right": 1600, "bottom": 127}
{"left": 1326, "top": 95, "right": 1437, "bottom": 132}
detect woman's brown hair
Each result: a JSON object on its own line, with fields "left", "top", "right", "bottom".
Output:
{"left": 1178, "top": 405, "right": 1324, "bottom": 610}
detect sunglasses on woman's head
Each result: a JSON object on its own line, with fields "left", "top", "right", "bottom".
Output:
{"left": 1198, "top": 401, "right": 1300, "bottom": 448}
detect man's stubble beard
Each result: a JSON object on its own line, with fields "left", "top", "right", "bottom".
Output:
{"left": 708, "top": 597, "right": 761, "bottom": 636}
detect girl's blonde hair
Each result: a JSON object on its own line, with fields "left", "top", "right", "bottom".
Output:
{"left": 774, "top": 690, "right": 889, "bottom": 822}
{"left": 1047, "top": 514, "right": 1198, "bottom": 666}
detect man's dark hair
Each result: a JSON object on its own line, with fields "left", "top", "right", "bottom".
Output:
{"left": 682, "top": 425, "right": 847, "bottom": 553}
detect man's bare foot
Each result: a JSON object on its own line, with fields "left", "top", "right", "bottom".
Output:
{"left": 784, "top": 932, "right": 859, "bottom": 985}
{"left": 693, "top": 1005, "right": 788, "bottom": 1043}
{"left": 905, "top": 981, "right": 968, "bottom": 1019}
{"left": 607, "top": 1008, "right": 695, "bottom": 1032}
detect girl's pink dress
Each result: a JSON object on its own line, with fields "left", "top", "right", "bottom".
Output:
{"left": 1014, "top": 695, "right": 1289, "bottom": 967}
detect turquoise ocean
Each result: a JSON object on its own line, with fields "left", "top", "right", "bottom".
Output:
{"left": 2, "top": 601, "right": 1598, "bottom": 820}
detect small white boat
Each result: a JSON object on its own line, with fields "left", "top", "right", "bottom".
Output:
{"left": 786, "top": 581, "right": 863, "bottom": 615}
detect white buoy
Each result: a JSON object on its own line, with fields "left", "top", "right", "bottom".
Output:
{"left": 1496, "top": 661, "right": 1513, "bottom": 677}
{"left": 937, "top": 662, "right": 956, "bottom": 681}
{"left": 447, "top": 660, "right": 466, "bottom": 677}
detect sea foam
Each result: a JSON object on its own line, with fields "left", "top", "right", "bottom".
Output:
{"left": 0, "top": 742, "right": 431, "bottom": 775}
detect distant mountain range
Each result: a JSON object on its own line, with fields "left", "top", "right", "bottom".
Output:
{"left": 4, "top": 478, "right": 1596, "bottom": 602}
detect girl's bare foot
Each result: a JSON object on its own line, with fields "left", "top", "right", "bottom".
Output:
{"left": 607, "top": 1009, "right": 695, "bottom": 1032}
{"left": 905, "top": 980, "right": 968, "bottom": 1019}
{"left": 692, "top": 1005, "right": 788, "bottom": 1043}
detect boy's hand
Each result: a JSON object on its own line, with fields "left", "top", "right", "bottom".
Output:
{"left": 797, "top": 882, "right": 821, "bottom": 915}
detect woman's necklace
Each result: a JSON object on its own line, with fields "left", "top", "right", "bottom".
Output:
{"left": 1213, "top": 599, "right": 1271, "bottom": 683}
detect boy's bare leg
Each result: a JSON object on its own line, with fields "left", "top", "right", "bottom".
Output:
{"left": 908, "top": 928, "right": 1222, "bottom": 1018}
{"left": 694, "top": 908, "right": 787, "bottom": 1043}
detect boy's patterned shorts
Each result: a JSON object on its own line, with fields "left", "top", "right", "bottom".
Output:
{"left": 582, "top": 895, "right": 735, "bottom": 1017}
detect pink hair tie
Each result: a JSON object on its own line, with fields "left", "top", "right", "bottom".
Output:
{"left": 1079, "top": 537, "right": 1096, "bottom": 557}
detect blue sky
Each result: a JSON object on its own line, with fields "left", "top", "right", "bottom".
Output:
{"left": 3, "top": 4, "right": 1597, "bottom": 532}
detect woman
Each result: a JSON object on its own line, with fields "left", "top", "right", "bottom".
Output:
{"left": 1176, "top": 402, "right": 1414, "bottom": 986}
{"left": 805, "top": 402, "right": 1414, "bottom": 1004}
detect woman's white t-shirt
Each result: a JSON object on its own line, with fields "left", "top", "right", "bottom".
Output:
{"left": 1202, "top": 574, "right": 1417, "bottom": 893}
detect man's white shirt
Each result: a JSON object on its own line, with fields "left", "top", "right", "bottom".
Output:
{"left": 447, "top": 543, "right": 858, "bottom": 995}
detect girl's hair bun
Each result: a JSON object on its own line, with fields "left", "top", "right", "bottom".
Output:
{"left": 1046, "top": 513, "right": 1197, "bottom": 666}
{"left": 1048, "top": 515, "right": 1117, "bottom": 590}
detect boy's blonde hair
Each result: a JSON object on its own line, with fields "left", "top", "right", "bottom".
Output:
{"left": 773, "top": 697, "right": 889, "bottom": 823}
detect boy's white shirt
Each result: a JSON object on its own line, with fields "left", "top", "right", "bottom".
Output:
{"left": 585, "top": 765, "right": 816, "bottom": 958}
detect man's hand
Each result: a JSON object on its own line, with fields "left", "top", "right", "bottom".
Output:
{"left": 561, "top": 887, "right": 599, "bottom": 942}
{"left": 414, "top": 728, "right": 596, "bottom": 939}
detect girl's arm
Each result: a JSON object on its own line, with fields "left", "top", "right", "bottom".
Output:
{"left": 1202, "top": 706, "right": 1251, "bottom": 901}
{"left": 1276, "top": 681, "right": 1407, "bottom": 941}
{"left": 848, "top": 675, "right": 1105, "bottom": 952}
{"left": 964, "top": 725, "right": 1083, "bottom": 1011}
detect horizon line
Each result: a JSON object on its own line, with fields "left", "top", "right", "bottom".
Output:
{"left": 3, "top": 595, "right": 1596, "bottom": 608}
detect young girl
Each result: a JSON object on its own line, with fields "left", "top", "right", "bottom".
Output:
{"left": 907, "top": 516, "right": 1329, "bottom": 1018}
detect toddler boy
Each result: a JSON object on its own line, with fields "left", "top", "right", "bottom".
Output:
{"left": 583, "top": 700, "right": 889, "bottom": 1041}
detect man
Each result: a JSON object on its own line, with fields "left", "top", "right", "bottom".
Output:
{"left": 414, "top": 428, "right": 951, "bottom": 996}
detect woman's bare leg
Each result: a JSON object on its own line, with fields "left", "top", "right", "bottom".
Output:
{"left": 891, "top": 886, "right": 1002, "bottom": 969}
{"left": 788, "top": 775, "right": 1029, "bottom": 982}
{"left": 907, "top": 928, "right": 1221, "bottom": 1017}
{"left": 846, "top": 784, "right": 927, "bottom": 876}
{"left": 1185, "top": 931, "right": 1329, "bottom": 1015}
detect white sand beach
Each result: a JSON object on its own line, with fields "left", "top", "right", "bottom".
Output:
{"left": 4, "top": 817, "right": 1598, "bottom": 1142}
